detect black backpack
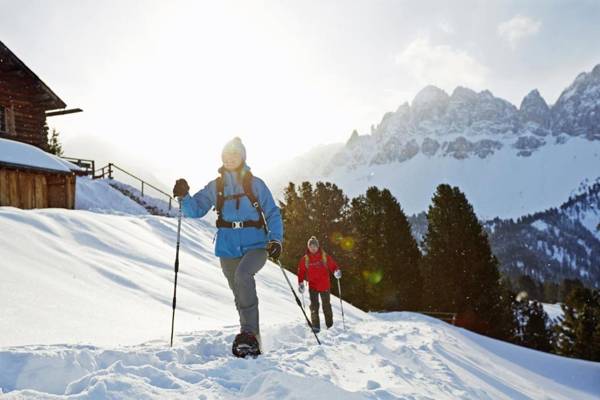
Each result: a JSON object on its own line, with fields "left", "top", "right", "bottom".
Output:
{"left": 215, "top": 169, "right": 268, "bottom": 234}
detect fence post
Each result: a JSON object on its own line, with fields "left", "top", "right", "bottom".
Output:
{"left": 108, "top": 163, "right": 113, "bottom": 179}
{"left": 141, "top": 181, "right": 144, "bottom": 197}
{"left": 169, "top": 198, "right": 172, "bottom": 211}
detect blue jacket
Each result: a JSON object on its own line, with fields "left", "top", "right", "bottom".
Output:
{"left": 181, "top": 165, "right": 283, "bottom": 258}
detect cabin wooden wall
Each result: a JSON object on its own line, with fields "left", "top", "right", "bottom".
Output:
{"left": 0, "top": 169, "right": 75, "bottom": 209}
{"left": 0, "top": 88, "right": 48, "bottom": 150}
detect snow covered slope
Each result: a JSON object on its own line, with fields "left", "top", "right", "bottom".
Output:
{"left": 2, "top": 313, "right": 598, "bottom": 399}
{"left": 1, "top": 181, "right": 599, "bottom": 398}
{"left": 314, "top": 136, "right": 599, "bottom": 219}
{"left": 0, "top": 206, "right": 351, "bottom": 347}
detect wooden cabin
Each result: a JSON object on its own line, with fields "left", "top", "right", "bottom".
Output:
{"left": 0, "top": 138, "right": 78, "bottom": 209}
{"left": 0, "top": 40, "right": 73, "bottom": 150}
{"left": 0, "top": 41, "right": 82, "bottom": 210}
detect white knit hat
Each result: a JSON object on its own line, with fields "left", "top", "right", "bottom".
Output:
{"left": 222, "top": 137, "right": 246, "bottom": 162}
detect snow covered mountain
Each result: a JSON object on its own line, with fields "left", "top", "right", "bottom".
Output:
{"left": 408, "top": 178, "right": 600, "bottom": 287}
{"left": 1, "top": 179, "right": 599, "bottom": 399}
{"left": 487, "top": 178, "right": 600, "bottom": 287}
{"left": 267, "top": 64, "right": 600, "bottom": 220}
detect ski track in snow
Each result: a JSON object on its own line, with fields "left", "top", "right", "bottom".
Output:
{"left": 1, "top": 179, "right": 599, "bottom": 399}
{"left": 2, "top": 314, "right": 598, "bottom": 399}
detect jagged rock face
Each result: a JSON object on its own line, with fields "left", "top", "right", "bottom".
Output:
{"left": 442, "top": 137, "right": 504, "bottom": 159}
{"left": 372, "top": 137, "right": 419, "bottom": 164}
{"left": 421, "top": 137, "right": 441, "bottom": 157}
{"left": 411, "top": 86, "right": 450, "bottom": 130}
{"left": 474, "top": 139, "right": 503, "bottom": 158}
{"left": 552, "top": 65, "right": 600, "bottom": 139}
{"left": 468, "top": 90, "right": 519, "bottom": 136}
{"left": 326, "top": 64, "right": 600, "bottom": 171}
{"left": 520, "top": 89, "right": 550, "bottom": 126}
{"left": 373, "top": 103, "right": 411, "bottom": 141}
{"left": 513, "top": 136, "right": 545, "bottom": 157}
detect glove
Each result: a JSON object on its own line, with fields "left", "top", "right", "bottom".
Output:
{"left": 173, "top": 178, "right": 190, "bottom": 198}
{"left": 298, "top": 282, "right": 305, "bottom": 294}
{"left": 334, "top": 269, "right": 342, "bottom": 279}
{"left": 267, "top": 240, "right": 282, "bottom": 260}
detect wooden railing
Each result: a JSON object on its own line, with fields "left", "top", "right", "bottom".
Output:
{"left": 61, "top": 156, "right": 95, "bottom": 176}
{"left": 95, "top": 162, "right": 174, "bottom": 210}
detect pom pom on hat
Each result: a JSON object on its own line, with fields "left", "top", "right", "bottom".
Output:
{"left": 222, "top": 137, "right": 246, "bottom": 161}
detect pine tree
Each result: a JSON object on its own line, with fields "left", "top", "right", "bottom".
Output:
{"left": 279, "top": 181, "right": 350, "bottom": 276}
{"left": 543, "top": 281, "right": 560, "bottom": 303}
{"left": 279, "top": 182, "right": 309, "bottom": 269}
{"left": 420, "top": 184, "right": 513, "bottom": 338}
{"left": 514, "top": 298, "right": 553, "bottom": 352}
{"left": 514, "top": 275, "right": 543, "bottom": 301}
{"left": 47, "top": 127, "right": 64, "bottom": 156}
{"left": 555, "top": 287, "right": 600, "bottom": 361}
{"left": 558, "top": 279, "right": 584, "bottom": 302}
{"left": 348, "top": 187, "right": 422, "bottom": 311}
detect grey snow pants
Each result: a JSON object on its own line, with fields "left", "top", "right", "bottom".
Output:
{"left": 220, "top": 249, "right": 267, "bottom": 335}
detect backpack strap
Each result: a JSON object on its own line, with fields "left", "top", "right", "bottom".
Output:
{"left": 214, "top": 169, "right": 269, "bottom": 234}
{"left": 242, "top": 171, "right": 269, "bottom": 234}
{"left": 215, "top": 174, "right": 225, "bottom": 222}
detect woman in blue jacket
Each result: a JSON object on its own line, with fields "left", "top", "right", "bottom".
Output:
{"left": 173, "top": 137, "right": 283, "bottom": 357}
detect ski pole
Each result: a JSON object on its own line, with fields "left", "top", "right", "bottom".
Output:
{"left": 336, "top": 278, "right": 346, "bottom": 330}
{"left": 170, "top": 200, "right": 183, "bottom": 347}
{"left": 274, "top": 259, "right": 321, "bottom": 345}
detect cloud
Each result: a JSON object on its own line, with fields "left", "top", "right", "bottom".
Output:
{"left": 497, "top": 15, "right": 542, "bottom": 49}
{"left": 395, "top": 38, "right": 488, "bottom": 91}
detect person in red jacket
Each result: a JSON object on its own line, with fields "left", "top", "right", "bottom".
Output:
{"left": 297, "top": 236, "right": 342, "bottom": 332}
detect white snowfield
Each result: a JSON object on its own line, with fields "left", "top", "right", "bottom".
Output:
{"left": 268, "top": 135, "right": 600, "bottom": 220}
{"left": 0, "top": 180, "right": 599, "bottom": 399}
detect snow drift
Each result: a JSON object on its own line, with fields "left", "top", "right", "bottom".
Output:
{"left": 0, "top": 180, "right": 598, "bottom": 399}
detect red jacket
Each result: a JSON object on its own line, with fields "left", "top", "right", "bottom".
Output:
{"left": 297, "top": 249, "right": 339, "bottom": 292}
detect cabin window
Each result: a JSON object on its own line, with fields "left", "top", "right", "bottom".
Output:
{"left": 0, "top": 105, "right": 16, "bottom": 135}
{"left": 0, "top": 105, "right": 5, "bottom": 133}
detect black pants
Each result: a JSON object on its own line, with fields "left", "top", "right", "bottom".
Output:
{"left": 309, "top": 289, "right": 333, "bottom": 329}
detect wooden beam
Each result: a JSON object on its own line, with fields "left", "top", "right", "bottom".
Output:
{"left": 46, "top": 108, "right": 83, "bottom": 117}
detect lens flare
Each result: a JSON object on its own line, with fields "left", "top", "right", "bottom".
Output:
{"left": 361, "top": 269, "right": 383, "bottom": 285}
{"left": 340, "top": 236, "right": 355, "bottom": 251}
{"left": 331, "top": 231, "right": 343, "bottom": 245}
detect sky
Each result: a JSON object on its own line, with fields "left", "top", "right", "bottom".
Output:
{"left": 1, "top": 0, "right": 599, "bottom": 190}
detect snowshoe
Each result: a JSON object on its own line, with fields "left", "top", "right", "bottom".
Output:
{"left": 232, "top": 331, "right": 261, "bottom": 358}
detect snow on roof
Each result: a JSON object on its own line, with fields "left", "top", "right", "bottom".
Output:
{"left": 0, "top": 137, "right": 77, "bottom": 173}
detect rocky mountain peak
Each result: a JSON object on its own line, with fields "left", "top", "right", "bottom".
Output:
{"left": 411, "top": 85, "right": 450, "bottom": 124}
{"left": 519, "top": 89, "right": 550, "bottom": 128}
{"left": 450, "top": 86, "right": 478, "bottom": 102}
{"left": 412, "top": 85, "right": 449, "bottom": 107}
{"left": 552, "top": 63, "right": 600, "bottom": 138}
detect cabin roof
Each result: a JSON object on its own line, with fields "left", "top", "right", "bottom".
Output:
{"left": 0, "top": 40, "right": 67, "bottom": 110}
{"left": 0, "top": 137, "right": 81, "bottom": 174}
